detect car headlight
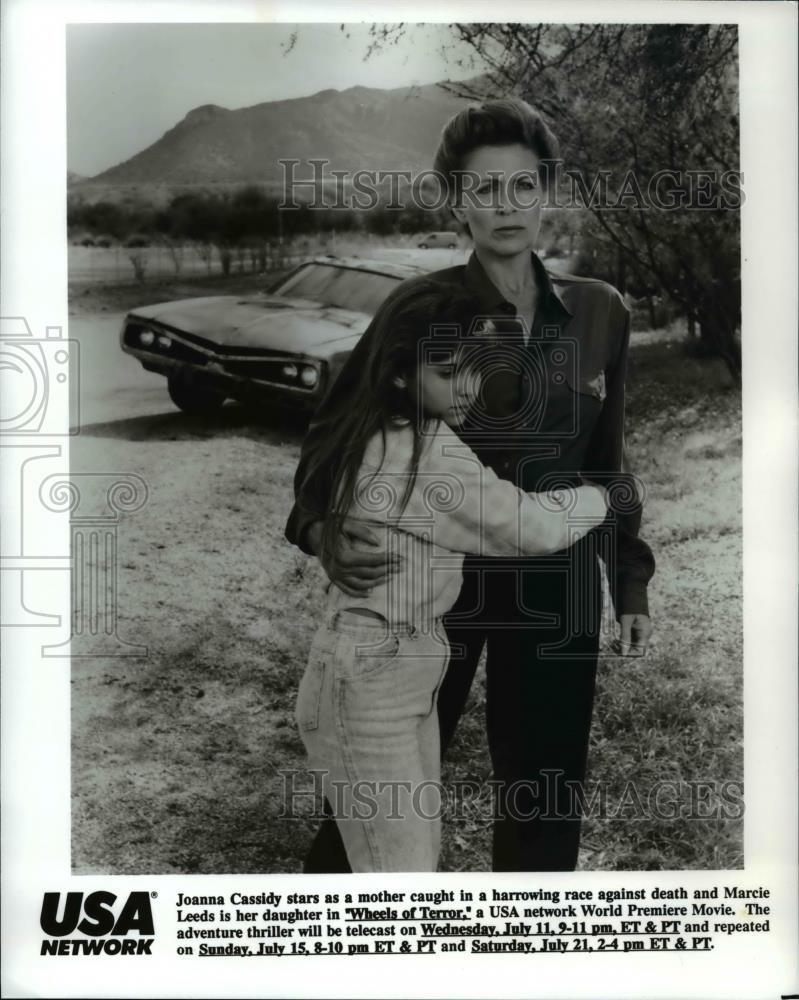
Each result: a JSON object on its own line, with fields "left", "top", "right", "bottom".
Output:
{"left": 300, "top": 366, "right": 319, "bottom": 387}
{"left": 282, "top": 363, "right": 298, "bottom": 379}
{"left": 139, "top": 330, "right": 155, "bottom": 346}
{"left": 157, "top": 335, "right": 172, "bottom": 349}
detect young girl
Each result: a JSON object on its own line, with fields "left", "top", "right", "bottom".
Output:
{"left": 294, "top": 283, "right": 609, "bottom": 872}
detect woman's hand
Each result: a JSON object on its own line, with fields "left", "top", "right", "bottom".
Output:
{"left": 612, "top": 613, "right": 653, "bottom": 657}
{"left": 306, "top": 518, "right": 401, "bottom": 597}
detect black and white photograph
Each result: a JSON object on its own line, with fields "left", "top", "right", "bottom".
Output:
{"left": 66, "top": 19, "right": 743, "bottom": 875}
{"left": 1, "top": 3, "right": 797, "bottom": 998}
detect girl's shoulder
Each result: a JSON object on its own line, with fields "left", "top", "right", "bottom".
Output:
{"left": 361, "top": 420, "right": 413, "bottom": 472}
{"left": 417, "top": 420, "right": 483, "bottom": 473}
{"left": 361, "top": 418, "right": 451, "bottom": 473}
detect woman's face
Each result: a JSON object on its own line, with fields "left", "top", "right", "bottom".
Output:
{"left": 451, "top": 143, "right": 543, "bottom": 257}
{"left": 409, "top": 351, "right": 481, "bottom": 428}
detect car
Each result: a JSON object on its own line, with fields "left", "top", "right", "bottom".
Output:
{"left": 119, "top": 255, "right": 443, "bottom": 415}
{"left": 417, "top": 232, "right": 458, "bottom": 250}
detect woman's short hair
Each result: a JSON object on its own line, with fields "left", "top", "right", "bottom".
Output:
{"left": 433, "top": 96, "right": 560, "bottom": 201}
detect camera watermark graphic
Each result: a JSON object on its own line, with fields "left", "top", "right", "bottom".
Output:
{"left": 0, "top": 315, "right": 150, "bottom": 658}
{"left": 39, "top": 473, "right": 149, "bottom": 658}
{"left": 0, "top": 318, "right": 79, "bottom": 435}
{"left": 335, "top": 313, "right": 650, "bottom": 654}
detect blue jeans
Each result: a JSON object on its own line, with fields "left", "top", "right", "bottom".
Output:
{"left": 295, "top": 609, "right": 450, "bottom": 872}
{"left": 303, "top": 539, "right": 603, "bottom": 873}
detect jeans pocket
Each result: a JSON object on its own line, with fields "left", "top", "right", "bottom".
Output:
{"left": 347, "top": 631, "right": 402, "bottom": 680}
{"left": 296, "top": 629, "right": 335, "bottom": 732}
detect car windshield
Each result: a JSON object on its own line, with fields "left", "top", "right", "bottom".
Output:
{"left": 272, "top": 263, "right": 399, "bottom": 316}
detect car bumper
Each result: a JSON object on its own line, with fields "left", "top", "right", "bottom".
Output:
{"left": 122, "top": 344, "right": 327, "bottom": 411}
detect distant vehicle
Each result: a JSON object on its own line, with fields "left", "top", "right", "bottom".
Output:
{"left": 417, "top": 232, "right": 458, "bottom": 250}
{"left": 120, "top": 255, "right": 441, "bottom": 415}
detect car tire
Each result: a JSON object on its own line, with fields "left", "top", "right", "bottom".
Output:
{"left": 419, "top": 243, "right": 428, "bottom": 249}
{"left": 448, "top": 243, "right": 456, "bottom": 249}
{"left": 167, "top": 374, "right": 227, "bottom": 415}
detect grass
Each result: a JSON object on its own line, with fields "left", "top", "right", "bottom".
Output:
{"left": 71, "top": 305, "right": 742, "bottom": 873}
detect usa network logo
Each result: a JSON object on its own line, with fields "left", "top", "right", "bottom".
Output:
{"left": 40, "top": 891, "right": 155, "bottom": 956}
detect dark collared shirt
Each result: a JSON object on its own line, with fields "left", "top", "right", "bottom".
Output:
{"left": 284, "top": 250, "right": 655, "bottom": 618}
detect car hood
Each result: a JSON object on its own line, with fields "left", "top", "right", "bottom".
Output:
{"left": 130, "top": 294, "right": 371, "bottom": 355}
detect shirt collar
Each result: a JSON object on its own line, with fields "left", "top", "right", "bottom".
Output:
{"left": 463, "top": 248, "right": 573, "bottom": 319}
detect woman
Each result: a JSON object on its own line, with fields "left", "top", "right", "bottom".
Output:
{"left": 286, "top": 96, "right": 655, "bottom": 873}
{"left": 294, "top": 286, "right": 610, "bottom": 872}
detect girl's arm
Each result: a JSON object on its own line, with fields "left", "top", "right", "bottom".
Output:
{"left": 354, "top": 421, "right": 608, "bottom": 557}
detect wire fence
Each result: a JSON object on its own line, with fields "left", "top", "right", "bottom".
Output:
{"left": 67, "top": 233, "right": 469, "bottom": 286}
{"left": 68, "top": 242, "right": 310, "bottom": 285}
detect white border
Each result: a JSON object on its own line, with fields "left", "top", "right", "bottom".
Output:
{"left": 2, "top": 2, "right": 797, "bottom": 998}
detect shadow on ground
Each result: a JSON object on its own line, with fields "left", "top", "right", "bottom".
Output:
{"left": 76, "top": 401, "right": 310, "bottom": 445}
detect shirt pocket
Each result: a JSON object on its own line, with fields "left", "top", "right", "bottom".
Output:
{"left": 566, "top": 368, "right": 607, "bottom": 403}
{"left": 554, "top": 366, "right": 607, "bottom": 444}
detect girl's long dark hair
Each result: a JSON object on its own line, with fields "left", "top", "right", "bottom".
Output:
{"left": 301, "top": 281, "right": 486, "bottom": 560}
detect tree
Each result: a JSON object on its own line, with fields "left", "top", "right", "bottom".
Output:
{"left": 156, "top": 235, "right": 185, "bottom": 276}
{"left": 367, "top": 23, "right": 742, "bottom": 380}
{"left": 127, "top": 249, "right": 148, "bottom": 283}
{"left": 194, "top": 239, "right": 215, "bottom": 274}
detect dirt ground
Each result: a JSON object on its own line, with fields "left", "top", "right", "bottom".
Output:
{"left": 70, "top": 278, "right": 743, "bottom": 874}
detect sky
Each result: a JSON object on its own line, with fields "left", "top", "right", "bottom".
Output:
{"left": 66, "top": 23, "right": 483, "bottom": 177}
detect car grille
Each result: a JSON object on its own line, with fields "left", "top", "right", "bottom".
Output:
{"left": 124, "top": 320, "right": 322, "bottom": 390}
{"left": 220, "top": 360, "right": 293, "bottom": 381}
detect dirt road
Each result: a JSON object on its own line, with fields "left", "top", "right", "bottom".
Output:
{"left": 70, "top": 311, "right": 176, "bottom": 428}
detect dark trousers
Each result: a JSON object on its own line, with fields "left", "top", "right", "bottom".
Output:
{"left": 303, "top": 541, "right": 602, "bottom": 873}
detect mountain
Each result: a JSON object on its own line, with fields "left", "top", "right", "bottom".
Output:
{"left": 87, "top": 82, "right": 478, "bottom": 187}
